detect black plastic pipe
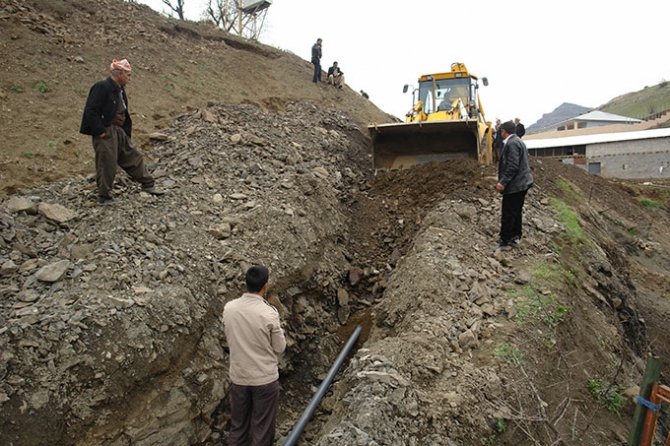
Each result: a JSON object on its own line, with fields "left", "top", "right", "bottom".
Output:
{"left": 283, "top": 325, "right": 362, "bottom": 446}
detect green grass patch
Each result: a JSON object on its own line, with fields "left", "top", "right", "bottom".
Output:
{"left": 33, "top": 82, "right": 49, "bottom": 93}
{"left": 639, "top": 199, "right": 665, "bottom": 208}
{"left": 588, "top": 378, "right": 625, "bottom": 414}
{"left": 556, "top": 178, "right": 583, "bottom": 201}
{"left": 24, "top": 151, "right": 35, "bottom": 158}
{"left": 510, "top": 285, "right": 571, "bottom": 330}
{"left": 494, "top": 344, "right": 524, "bottom": 366}
{"left": 11, "top": 85, "right": 24, "bottom": 93}
{"left": 550, "top": 197, "right": 590, "bottom": 247}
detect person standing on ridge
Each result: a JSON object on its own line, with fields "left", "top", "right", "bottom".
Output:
{"left": 223, "top": 265, "right": 287, "bottom": 446}
{"left": 494, "top": 120, "right": 534, "bottom": 251}
{"left": 79, "top": 59, "right": 163, "bottom": 205}
{"left": 311, "top": 38, "right": 323, "bottom": 83}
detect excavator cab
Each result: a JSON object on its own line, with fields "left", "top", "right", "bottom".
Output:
{"left": 368, "top": 63, "right": 492, "bottom": 169}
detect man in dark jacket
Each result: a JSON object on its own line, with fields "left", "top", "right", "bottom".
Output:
{"left": 327, "top": 61, "right": 345, "bottom": 89}
{"left": 80, "top": 59, "right": 162, "bottom": 205}
{"left": 311, "top": 38, "right": 322, "bottom": 83}
{"left": 495, "top": 120, "right": 533, "bottom": 250}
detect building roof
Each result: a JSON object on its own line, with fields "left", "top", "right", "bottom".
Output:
{"left": 570, "top": 110, "right": 642, "bottom": 123}
{"left": 525, "top": 127, "right": 670, "bottom": 149}
{"left": 532, "top": 110, "right": 642, "bottom": 135}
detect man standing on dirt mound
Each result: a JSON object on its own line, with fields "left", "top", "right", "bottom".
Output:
{"left": 311, "top": 38, "right": 323, "bottom": 83}
{"left": 79, "top": 59, "right": 163, "bottom": 205}
{"left": 495, "top": 120, "right": 534, "bottom": 251}
{"left": 223, "top": 265, "right": 286, "bottom": 446}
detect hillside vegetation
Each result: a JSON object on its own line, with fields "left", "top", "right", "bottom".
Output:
{"left": 600, "top": 80, "right": 670, "bottom": 119}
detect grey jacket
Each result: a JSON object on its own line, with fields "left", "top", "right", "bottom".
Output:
{"left": 311, "top": 42, "right": 322, "bottom": 64}
{"left": 498, "top": 134, "right": 533, "bottom": 195}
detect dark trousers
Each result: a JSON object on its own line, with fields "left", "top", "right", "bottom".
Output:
{"left": 229, "top": 381, "right": 279, "bottom": 446}
{"left": 312, "top": 61, "right": 321, "bottom": 82}
{"left": 500, "top": 189, "right": 528, "bottom": 243}
{"left": 93, "top": 125, "right": 154, "bottom": 198}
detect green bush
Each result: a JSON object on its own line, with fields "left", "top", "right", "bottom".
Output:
{"left": 588, "top": 378, "right": 625, "bottom": 414}
{"left": 33, "top": 82, "right": 49, "bottom": 93}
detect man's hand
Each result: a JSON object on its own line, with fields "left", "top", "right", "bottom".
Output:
{"left": 113, "top": 114, "right": 125, "bottom": 126}
{"left": 496, "top": 183, "right": 505, "bottom": 193}
{"left": 266, "top": 294, "right": 285, "bottom": 318}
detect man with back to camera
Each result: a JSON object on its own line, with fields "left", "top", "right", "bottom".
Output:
{"left": 495, "top": 120, "right": 534, "bottom": 251}
{"left": 223, "top": 265, "right": 286, "bottom": 446}
{"left": 79, "top": 58, "right": 163, "bottom": 205}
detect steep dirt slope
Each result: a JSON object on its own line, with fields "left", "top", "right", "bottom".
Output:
{"left": 0, "top": 0, "right": 393, "bottom": 195}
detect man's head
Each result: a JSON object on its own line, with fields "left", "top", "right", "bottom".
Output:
{"left": 500, "top": 120, "right": 516, "bottom": 137}
{"left": 317, "top": 38, "right": 322, "bottom": 44}
{"left": 514, "top": 117, "right": 521, "bottom": 124}
{"left": 332, "top": 61, "right": 338, "bottom": 67}
{"left": 109, "top": 59, "right": 132, "bottom": 86}
{"left": 246, "top": 265, "right": 269, "bottom": 294}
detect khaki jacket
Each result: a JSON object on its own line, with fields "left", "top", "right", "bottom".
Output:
{"left": 223, "top": 293, "right": 286, "bottom": 386}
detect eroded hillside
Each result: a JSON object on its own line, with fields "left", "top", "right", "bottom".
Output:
{"left": 0, "top": 0, "right": 393, "bottom": 195}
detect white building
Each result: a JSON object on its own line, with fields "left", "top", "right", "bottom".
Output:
{"left": 524, "top": 128, "right": 670, "bottom": 179}
{"left": 533, "top": 110, "right": 642, "bottom": 134}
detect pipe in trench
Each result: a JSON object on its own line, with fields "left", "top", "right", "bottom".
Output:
{"left": 282, "top": 325, "right": 363, "bottom": 446}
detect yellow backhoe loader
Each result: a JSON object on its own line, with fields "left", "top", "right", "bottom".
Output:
{"left": 368, "top": 62, "right": 493, "bottom": 169}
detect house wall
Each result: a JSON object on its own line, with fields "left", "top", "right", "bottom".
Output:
{"left": 584, "top": 138, "right": 670, "bottom": 179}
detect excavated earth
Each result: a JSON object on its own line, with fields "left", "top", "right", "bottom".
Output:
{"left": 1, "top": 1, "right": 670, "bottom": 445}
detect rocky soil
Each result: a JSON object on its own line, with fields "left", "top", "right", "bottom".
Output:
{"left": 2, "top": 98, "right": 670, "bottom": 445}
{"left": 1, "top": 1, "right": 669, "bottom": 445}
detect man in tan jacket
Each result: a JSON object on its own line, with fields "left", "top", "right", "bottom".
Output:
{"left": 223, "top": 265, "right": 286, "bottom": 446}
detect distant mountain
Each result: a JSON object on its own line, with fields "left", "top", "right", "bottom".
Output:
{"left": 526, "top": 103, "right": 592, "bottom": 134}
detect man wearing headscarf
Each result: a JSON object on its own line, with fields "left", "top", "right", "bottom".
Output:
{"left": 80, "top": 59, "right": 163, "bottom": 205}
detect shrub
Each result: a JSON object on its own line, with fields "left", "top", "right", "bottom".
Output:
{"left": 33, "top": 82, "right": 49, "bottom": 93}
{"left": 588, "top": 378, "right": 625, "bottom": 414}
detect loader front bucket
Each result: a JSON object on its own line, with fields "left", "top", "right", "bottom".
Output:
{"left": 368, "top": 120, "right": 482, "bottom": 170}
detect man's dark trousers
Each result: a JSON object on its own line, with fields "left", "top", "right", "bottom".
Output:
{"left": 312, "top": 60, "right": 321, "bottom": 83}
{"left": 93, "top": 125, "right": 154, "bottom": 199}
{"left": 500, "top": 188, "right": 528, "bottom": 243}
{"left": 229, "top": 381, "right": 279, "bottom": 446}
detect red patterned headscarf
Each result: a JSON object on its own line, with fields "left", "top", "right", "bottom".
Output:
{"left": 110, "top": 59, "right": 131, "bottom": 73}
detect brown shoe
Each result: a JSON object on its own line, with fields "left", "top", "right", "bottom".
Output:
{"left": 142, "top": 186, "right": 165, "bottom": 196}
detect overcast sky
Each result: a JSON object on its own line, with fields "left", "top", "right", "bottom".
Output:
{"left": 137, "top": 0, "right": 670, "bottom": 126}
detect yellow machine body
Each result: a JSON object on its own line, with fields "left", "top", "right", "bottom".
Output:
{"left": 369, "top": 63, "right": 493, "bottom": 169}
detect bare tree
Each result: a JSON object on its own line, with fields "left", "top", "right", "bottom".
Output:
{"left": 206, "top": 0, "right": 237, "bottom": 32}
{"left": 207, "top": 0, "right": 270, "bottom": 40}
{"left": 161, "top": 0, "right": 185, "bottom": 20}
